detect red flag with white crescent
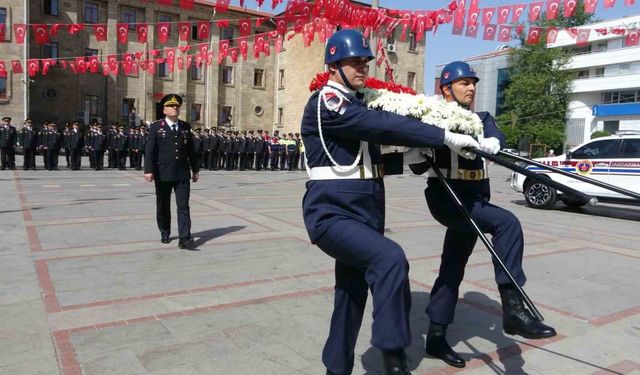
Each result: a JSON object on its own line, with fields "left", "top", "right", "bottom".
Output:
{"left": 624, "top": 29, "right": 639, "bottom": 46}
{"left": 87, "top": 56, "right": 99, "bottom": 73}
{"left": 0, "top": 25, "right": 5, "bottom": 41}
{"left": 546, "top": 27, "right": 559, "bottom": 45}
{"left": 68, "top": 24, "right": 84, "bottom": 35}
{"left": 50, "top": 24, "right": 64, "bottom": 36}
{"left": 564, "top": 0, "right": 578, "bottom": 17}
{"left": 465, "top": 23, "right": 479, "bottom": 38}
{"left": 136, "top": 24, "right": 149, "bottom": 43}
{"left": 32, "top": 24, "right": 50, "bottom": 44}
{"left": 526, "top": 26, "right": 542, "bottom": 44}
{"left": 238, "top": 37, "right": 249, "bottom": 60}
{"left": 584, "top": 0, "right": 598, "bottom": 13}
{"left": 11, "top": 60, "right": 23, "bottom": 74}
{"left": 496, "top": 6, "right": 510, "bottom": 24}
{"left": 215, "top": 0, "right": 230, "bottom": 13}
{"left": 13, "top": 24, "right": 27, "bottom": 44}
{"left": 547, "top": 0, "right": 561, "bottom": 20}
{"left": 179, "top": 0, "right": 194, "bottom": 9}
{"left": 497, "top": 25, "right": 512, "bottom": 42}
{"left": 511, "top": 4, "right": 526, "bottom": 23}
{"left": 75, "top": 57, "right": 87, "bottom": 74}
{"left": 93, "top": 24, "right": 108, "bottom": 41}
{"left": 0, "top": 61, "right": 7, "bottom": 78}
{"left": 603, "top": 0, "right": 616, "bottom": 7}
{"left": 178, "top": 22, "right": 191, "bottom": 41}
{"left": 239, "top": 19, "right": 252, "bottom": 37}
{"left": 165, "top": 48, "right": 176, "bottom": 65}
{"left": 157, "top": 23, "right": 170, "bottom": 43}
{"left": 481, "top": 8, "right": 495, "bottom": 25}
{"left": 483, "top": 24, "right": 497, "bottom": 40}
{"left": 528, "top": 2, "right": 543, "bottom": 22}
{"left": 576, "top": 28, "right": 591, "bottom": 46}
{"left": 116, "top": 23, "right": 129, "bottom": 44}
{"left": 27, "top": 59, "right": 40, "bottom": 77}
{"left": 197, "top": 21, "right": 210, "bottom": 40}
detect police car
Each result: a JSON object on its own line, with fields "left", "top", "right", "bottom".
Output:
{"left": 510, "top": 131, "right": 640, "bottom": 209}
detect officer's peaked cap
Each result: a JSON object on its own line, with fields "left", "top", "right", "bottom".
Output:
{"left": 161, "top": 94, "right": 183, "bottom": 107}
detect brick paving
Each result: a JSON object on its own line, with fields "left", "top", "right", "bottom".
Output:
{"left": 1, "top": 156, "right": 639, "bottom": 375}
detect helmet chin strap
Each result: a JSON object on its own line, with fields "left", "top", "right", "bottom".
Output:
{"left": 338, "top": 65, "right": 356, "bottom": 91}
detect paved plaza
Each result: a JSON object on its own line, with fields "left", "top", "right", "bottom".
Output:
{"left": 1, "top": 156, "right": 639, "bottom": 375}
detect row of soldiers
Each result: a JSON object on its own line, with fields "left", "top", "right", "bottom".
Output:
{"left": 3, "top": 117, "right": 307, "bottom": 173}
{"left": 193, "top": 129, "right": 305, "bottom": 172}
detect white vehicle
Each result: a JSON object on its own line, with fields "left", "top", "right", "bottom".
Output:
{"left": 510, "top": 132, "right": 640, "bottom": 209}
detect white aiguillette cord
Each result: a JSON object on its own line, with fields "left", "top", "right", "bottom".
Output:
{"left": 315, "top": 86, "right": 365, "bottom": 173}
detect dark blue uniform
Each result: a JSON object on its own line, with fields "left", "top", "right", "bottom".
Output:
{"left": 145, "top": 119, "right": 199, "bottom": 243}
{"left": 302, "top": 82, "right": 446, "bottom": 374}
{"left": 423, "top": 112, "right": 526, "bottom": 325}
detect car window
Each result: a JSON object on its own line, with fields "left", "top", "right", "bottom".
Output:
{"left": 571, "top": 139, "right": 621, "bottom": 159}
{"left": 620, "top": 139, "right": 640, "bottom": 158}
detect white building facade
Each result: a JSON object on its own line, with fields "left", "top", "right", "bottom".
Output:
{"left": 549, "top": 15, "right": 640, "bottom": 148}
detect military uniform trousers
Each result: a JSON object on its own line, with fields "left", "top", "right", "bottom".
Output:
{"left": 0, "top": 147, "right": 10, "bottom": 169}
{"left": 70, "top": 148, "right": 82, "bottom": 170}
{"left": 424, "top": 178, "right": 526, "bottom": 325}
{"left": 23, "top": 148, "right": 36, "bottom": 170}
{"left": 46, "top": 149, "right": 59, "bottom": 170}
{"left": 154, "top": 179, "right": 192, "bottom": 242}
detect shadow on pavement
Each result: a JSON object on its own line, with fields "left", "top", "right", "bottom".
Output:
{"left": 191, "top": 226, "right": 245, "bottom": 248}
{"left": 361, "top": 291, "right": 526, "bottom": 375}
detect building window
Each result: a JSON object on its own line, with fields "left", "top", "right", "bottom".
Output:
{"left": 122, "top": 98, "right": 135, "bottom": 122}
{"left": 619, "top": 63, "right": 630, "bottom": 75}
{"left": 595, "top": 42, "right": 607, "bottom": 52}
{"left": 0, "top": 8, "right": 7, "bottom": 26}
{"left": 253, "top": 69, "right": 265, "bottom": 88}
{"left": 595, "top": 67, "right": 605, "bottom": 77}
{"left": 277, "top": 107, "right": 284, "bottom": 125}
{"left": 279, "top": 69, "right": 285, "bottom": 89}
{"left": 602, "top": 91, "right": 639, "bottom": 104}
{"left": 158, "top": 13, "right": 173, "bottom": 36}
{"left": 44, "top": 0, "right": 59, "bottom": 16}
{"left": 603, "top": 121, "right": 619, "bottom": 134}
{"left": 496, "top": 67, "right": 510, "bottom": 116}
{"left": 385, "top": 68, "right": 394, "bottom": 82}
{"left": 222, "top": 66, "right": 233, "bottom": 85}
{"left": 43, "top": 42, "right": 59, "bottom": 59}
{"left": 619, "top": 91, "right": 637, "bottom": 103}
{"left": 219, "top": 105, "right": 232, "bottom": 125}
{"left": 84, "top": 2, "right": 99, "bottom": 24}
{"left": 407, "top": 72, "right": 416, "bottom": 90}
{"left": 158, "top": 62, "right": 170, "bottom": 78}
{"left": 190, "top": 103, "right": 201, "bottom": 122}
{"left": 85, "top": 48, "right": 98, "bottom": 57}
{"left": 121, "top": 8, "right": 137, "bottom": 30}
{"left": 576, "top": 70, "right": 589, "bottom": 79}
{"left": 221, "top": 27, "right": 235, "bottom": 46}
{"left": 0, "top": 77, "right": 7, "bottom": 99}
{"left": 190, "top": 61, "right": 202, "bottom": 81}
{"left": 85, "top": 95, "right": 98, "bottom": 117}
{"left": 409, "top": 33, "right": 418, "bottom": 52}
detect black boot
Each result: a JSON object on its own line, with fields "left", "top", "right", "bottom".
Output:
{"left": 382, "top": 349, "right": 411, "bottom": 375}
{"left": 425, "top": 322, "right": 465, "bottom": 368}
{"left": 499, "top": 284, "right": 557, "bottom": 339}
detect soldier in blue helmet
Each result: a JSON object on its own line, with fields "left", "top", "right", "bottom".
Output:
{"left": 301, "top": 30, "right": 480, "bottom": 375}
{"left": 413, "top": 61, "right": 557, "bottom": 368}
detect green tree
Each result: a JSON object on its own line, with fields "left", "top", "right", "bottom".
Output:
{"left": 496, "top": 3, "right": 596, "bottom": 153}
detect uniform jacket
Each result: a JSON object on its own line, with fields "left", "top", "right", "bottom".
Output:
{"left": 92, "top": 132, "right": 107, "bottom": 151}
{"left": 115, "top": 132, "right": 129, "bottom": 151}
{"left": 19, "top": 128, "right": 38, "bottom": 149}
{"left": 0, "top": 125, "right": 17, "bottom": 148}
{"left": 69, "top": 130, "right": 83, "bottom": 149}
{"left": 144, "top": 119, "right": 199, "bottom": 182}
{"left": 46, "top": 130, "right": 61, "bottom": 150}
{"left": 301, "top": 82, "right": 446, "bottom": 242}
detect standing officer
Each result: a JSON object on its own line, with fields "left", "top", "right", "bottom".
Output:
{"left": 18, "top": 119, "right": 38, "bottom": 170}
{"left": 115, "top": 125, "right": 129, "bottom": 170}
{"left": 128, "top": 127, "right": 137, "bottom": 168}
{"left": 286, "top": 133, "right": 297, "bottom": 171}
{"left": 92, "top": 124, "right": 106, "bottom": 170}
{"left": 255, "top": 130, "right": 265, "bottom": 171}
{"left": 85, "top": 123, "right": 96, "bottom": 169}
{"left": 293, "top": 133, "right": 302, "bottom": 170}
{"left": 38, "top": 122, "right": 49, "bottom": 170}
{"left": 107, "top": 123, "right": 118, "bottom": 168}
{"left": 415, "top": 61, "right": 556, "bottom": 369}
{"left": 45, "top": 122, "right": 61, "bottom": 171}
{"left": 238, "top": 131, "right": 248, "bottom": 171}
{"left": 302, "top": 30, "right": 478, "bottom": 375}
{"left": 269, "top": 130, "right": 279, "bottom": 171}
{"left": 144, "top": 94, "right": 199, "bottom": 250}
{"left": 69, "top": 121, "right": 83, "bottom": 170}
{"left": 63, "top": 123, "right": 72, "bottom": 169}
{"left": 0, "top": 116, "right": 17, "bottom": 170}
{"left": 136, "top": 125, "right": 148, "bottom": 171}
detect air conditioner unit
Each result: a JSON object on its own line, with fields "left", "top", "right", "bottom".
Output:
{"left": 386, "top": 44, "right": 397, "bottom": 53}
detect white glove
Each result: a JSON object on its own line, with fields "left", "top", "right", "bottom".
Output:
{"left": 444, "top": 130, "right": 479, "bottom": 160}
{"left": 479, "top": 137, "right": 501, "bottom": 155}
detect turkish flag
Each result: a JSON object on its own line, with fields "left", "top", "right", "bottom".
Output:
{"left": 526, "top": 26, "right": 542, "bottom": 44}
{"left": 528, "top": 2, "right": 543, "bottom": 22}
{"left": 134, "top": 51, "right": 144, "bottom": 60}
{"left": 178, "top": 45, "right": 191, "bottom": 54}
{"left": 625, "top": 0, "right": 635, "bottom": 4}
{"left": 547, "top": 0, "right": 561, "bottom": 20}
{"left": 107, "top": 55, "right": 119, "bottom": 75}
{"left": 178, "top": 22, "right": 190, "bottom": 41}
{"left": 497, "top": 25, "right": 512, "bottom": 42}
{"left": 0, "top": 61, "right": 6, "bottom": 78}
{"left": 481, "top": 8, "right": 495, "bottom": 25}
{"left": 50, "top": 24, "right": 64, "bottom": 36}
{"left": 496, "top": 6, "right": 510, "bottom": 24}
{"left": 399, "top": 11, "right": 413, "bottom": 41}
{"left": 483, "top": 24, "right": 497, "bottom": 40}
{"left": 465, "top": 23, "right": 479, "bottom": 38}
{"left": 157, "top": 22, "right": 170, "bottom": 43}
{"left": 136, "top": 24, "right": 149, "bottom": 43}
{"left": 275, "top": 36, "right": 284, "bottom": 53}
{"left": 253, "top": 43, "right": 262, "bottom": 59}
{"left": 165, "top": 48, "right": 176, "bottom": 65}
{"left": 584, "top": 0, "right": 598, "bottom": 13}
{"left": 149, "top": 49, "right": 160, "bottom": 57}
{"left": 276, "top": 18, "right": 288, "bottom": 35}
{"left": 217, "top": 20, "right": 230, "bottom": 29}
{"left": 32, "top": 24, "right": 50, "bottom": 44}
{"left": 93, "top": 24, "right": 108, "bottom": 41}
{"left": 263, "top": 42, "right": 271, "bottom": 57}
{"left": 218, "top": 40, "right": 229, "bottom": 61}
{"left": 625, "top": 29, "right": 639, "bottom": 46}
{"left": 177, "top": 57, "right": 184, "bottom": 70}
{"left": 576, "top": 28, "right": 591, "bottom": 46}
{"left": 546, "top": 27, "right": 559, "bottom": 44}
{"left": 179, "top": 0, "right": 194, "bottom": 9}
{"left": 229, "top": 48, "right": 239, "bottom": 63}
{"left": 87, "top": 56, "right": 99, "bottom": 73}
{"left": 564, "top": 0, "right": 578, "bottom": 17}
{"left": 239, "top": 19, "right": 252, "bottom": 37}
{"left": 186, "top": 55, "right": 193, "bottom": 68}
{"left": 197, "top": 21, "right": 210, "bottom": 40}
{"left": 41, "top": 59, "right": 55, "bottom": 76}
{"left": 197, "top": 43, "right": 208, "bottom": 57}
{"left": 0, "top": 25, "right": 5, "bottom": 41}
{"left": 11, "top": 60, "right": 23, "bottom": 73}
{"left": 75, "top": 57, "right": 87, "bottom": 74}
{"left": 13, "top": 24, "right": 27, "bottom": 44}
{"left": 511, "top": 4, "right": 526, "bottom": 23}
{"left": 68, "top": 24, "right": 84, "bottom": 35}
{"left": 238, "top": 37, "right": 249, "bottom": 60}
{"left": 215, "top": 0, "right": 230, "bottom": 13}
{"left": 116, "top": 23, "right": 129, "bottom": 44}
{"left": 467, "top": 8, "right": 480, "bottom": 26}
{"left": 469, "top": 0, "right": 480, "bottom": 9}
{"left": 27, "top": 59, "right": 40, "bottom": 77}
{"left": 603, "top": 0, "right": 615, "bottom": 7}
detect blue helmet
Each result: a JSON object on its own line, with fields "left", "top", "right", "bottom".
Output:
{"left": 439, "top": 61, "right": 479, "bottom": 88}
{"left": 325, "top": 29, "right": 375, "bottom": 65}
